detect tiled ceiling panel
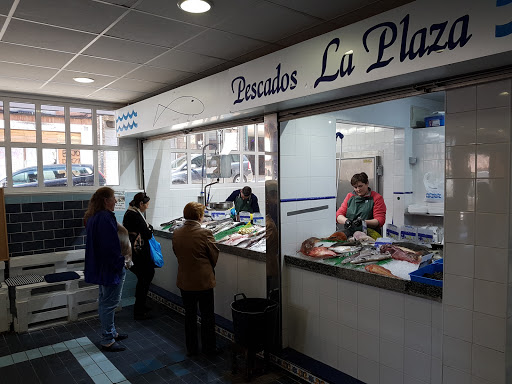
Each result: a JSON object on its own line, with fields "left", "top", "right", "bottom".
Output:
{"left": 0, "top": 42, "right": 73, "bottom": 68}
{"left": 127, "top": 65, "right": 193, "bottom": 84}
{"left": 2, "top": 19, "right": 94, "bottom": 53}
{"left": 109, "top": 77, "right": 168, "bottom": 93}
{"left": 214, "top": 2, "right": 320, "bottom": 42}
{"left": 135, "top": 0, "right": 252, "bottom": 28}
{"left": 0, "top": 0, "right": 413, "bottom": 104}
{"left": 0, "top": 61, "right": 58, "bottom": 81}
{"left": 14, "top": 0, "right": 126, "bottom": 34}
{"left": 271, "top": 0, "right": 376, "bottom": 20}
{"left": 148, "top": 49, "right": 226, "bottom": 73}
{"left": 67, "top": 56, "right": 139, "bottom": 77}
{"left": 107, "top": 11, "right": 206, "bottom": 48}
{"left": 178, "top": 29, "right": 266, "bottom": 60}
{"left": 82, "top": 36, "right": 168, "bottom": 64}
{"left": 53, "top": 71, "right": 118, "bottom": 88}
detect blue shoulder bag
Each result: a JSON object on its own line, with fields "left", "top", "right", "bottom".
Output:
{"left": 148, "top": 235, "right": 164, "bottom": 268}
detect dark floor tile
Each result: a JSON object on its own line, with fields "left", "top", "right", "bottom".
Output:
{"left": 143, "top": 371, "right": 168, "bottom": 384}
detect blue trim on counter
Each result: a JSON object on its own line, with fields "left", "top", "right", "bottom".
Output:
{"left": 393, "top": 192, "right": 413, "bottom": 194}
{"left": 281, "top": 196, "right": 336, "bottom": 202}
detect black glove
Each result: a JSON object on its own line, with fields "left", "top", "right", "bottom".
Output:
{"left": 344, "top": 219, "right": 352, "bottom": 229}
{"left": 352, "top": 217, "right": 363, "bottom": 228}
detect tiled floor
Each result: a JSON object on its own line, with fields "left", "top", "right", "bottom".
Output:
{"left": 0, "top": 301, "right": 304, "bottom": 384}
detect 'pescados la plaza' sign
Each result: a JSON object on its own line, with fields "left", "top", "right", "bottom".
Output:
{"left": 116, "top": 0, "right": 512, "bottom": 136}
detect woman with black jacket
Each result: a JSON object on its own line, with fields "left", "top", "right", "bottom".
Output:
{"left": 123, "top": 192, "right": 155, "bottom": 320}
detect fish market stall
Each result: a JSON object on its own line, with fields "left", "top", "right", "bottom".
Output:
{"left": 287, "top": 230, "right": 443, "bottom": 301}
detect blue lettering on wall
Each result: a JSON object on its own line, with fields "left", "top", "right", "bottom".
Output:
{"left": 231, "top": 64, "right": 298, "bottom": 105}
{"left": 363, "top": 13, "right": 472, "bottom": 73}
{"left": 314, "top": 38, "right": 355, "bottom": 88}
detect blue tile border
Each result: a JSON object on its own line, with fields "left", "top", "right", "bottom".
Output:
{"left": 147, "top": 288, "right": 343, "bottom": 384}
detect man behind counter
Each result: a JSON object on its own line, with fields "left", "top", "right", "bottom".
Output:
{"left": 226, "top": 186, "right": 260, "bottom": 213}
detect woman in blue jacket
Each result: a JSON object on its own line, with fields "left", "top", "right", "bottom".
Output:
{"left": 84, "top": 187, "right": 127, "bottom": 352}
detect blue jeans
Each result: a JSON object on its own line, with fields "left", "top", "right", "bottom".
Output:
{"left": 98, "top": 269, "right": 126, "bottom": 346}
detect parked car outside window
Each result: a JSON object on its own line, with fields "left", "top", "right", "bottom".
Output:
{"left": 171, "top": 154, "right": 253, "bottom": 184}
{"left": 0, "top": 164, "right": 106, "bottom": 187}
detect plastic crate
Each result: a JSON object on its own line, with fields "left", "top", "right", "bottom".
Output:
{"left": 409, "top": 263, "right": 443, "bottom": 287}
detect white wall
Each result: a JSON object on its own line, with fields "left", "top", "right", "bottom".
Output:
{"left": 280, "top": 114, "right": 337, "bottom": 257}
{"left": 283, "top": 264, "right": 443, "bottom": 384}
{"left": 118, "top": 137, "right": 140, "bottom": 190}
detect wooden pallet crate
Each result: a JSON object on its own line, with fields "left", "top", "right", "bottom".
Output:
{"left": 8, "top": 249, "right": 86, "bottom": 277}
{"left": 0, "top": 286, "right": 10, "bottom": 332}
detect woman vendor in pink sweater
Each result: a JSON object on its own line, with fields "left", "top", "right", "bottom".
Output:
{"left": 336, "top": 172, "right": 386, "bottom": 236}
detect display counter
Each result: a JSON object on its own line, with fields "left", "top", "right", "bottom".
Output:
{"left": 285, "top": 253, "right": 442, "bottom": 302}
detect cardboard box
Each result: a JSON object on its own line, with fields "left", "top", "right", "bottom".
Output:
{"left": 386, "top": 224, "right": 400, "bottom": 240}
{"left": 400, "top": 225, "right": 417, "bottom": 243}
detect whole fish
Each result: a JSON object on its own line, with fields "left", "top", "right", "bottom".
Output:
{"left": 380, "top": 244, "right": 422, "bottom": 264}
{"left": 329, "top": 246, "right": 361, "bottom": 254}
{"left": 325, "top": 231, "right": 347, "bottom": 241}
{"left": 365, "top": 264, "right": 400, "bottom": 279}
{"left": 300, "top": 237, "right": 320, "bottom": 255}
{"left": 307, "top": 247, "right": 337, "bottom": 258}
{"left": 350, "top": 251, "right": 392, "bottom": 264}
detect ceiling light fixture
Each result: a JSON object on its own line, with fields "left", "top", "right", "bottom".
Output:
{"left": 73, "top": 77, "right": 95, "bottom": 83}
{"left": 178, "top": 0, "right": 212, "bottom": 13}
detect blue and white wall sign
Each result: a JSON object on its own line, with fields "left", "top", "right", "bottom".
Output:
{"left": 116, "top": 0, "right": 511, "bottom": 137}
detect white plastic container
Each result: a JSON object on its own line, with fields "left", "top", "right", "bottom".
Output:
{"left": 211, "top": 210, "right": 231, "bottom": 221}
{"left": 239, "top": 211, "right": 251, "bottom": 223}
{"left": 252, "top": 213, "right": 264, "bottom": 226}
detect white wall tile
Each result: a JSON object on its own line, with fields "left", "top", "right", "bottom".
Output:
{"left": 358, "top": 284, "right": 380, "bottom": 309}
{"left": 471, "top": 344, "right": 506, "bottom": 384}
{"left": 404, "top": 296, "right": 431, "bottom": 326}
{"left": 338, "top": 279, "right": 358, "bottom": 304}
{"left": 338, "top": 347, "right": 358, "bottom": 378}
{"left": 338, "top": 324, "right": 357, "bottom": 352}
{"left": 445, "top": 111, "right": 477, "bottom": 147}
{"left": 380, "top": 313, "right": 405, "bottom": 345}
{"left": 431, "top": 358, "right": 442, "bottom": 384}
{"left": 476, "top": 107, "right": 511, "bottom": 144}
{"left": 358, "top": 330, "right": 380, "bottom": 362}
{"left": 444, "top": 243, "right": 474, "bottom": 278}
{"left": 380, "top": 289, "right": 405, "bottom": 317}
{"left": 445, "top": 179, "right": 475, "bottom": 212}
{"left": 302, "top": 289, "right": 319, "bottom": 315}
{"left": 473, "top": 279, "right": 507, "bottom": 317}
{"left": 338, "top": 300, "right": 358, "bottom": 329}
{"left": 476, "top": 143, "right": 509, "bottom": 179}
{"left": 405, "top": 320, "right": 432, "bottom": 354}
{"left": 474, "top": 246, "right": 508, "bottom": 283}
{"left": 358, "top": 355, "right": 380, "bottom": 384}
{"left": 476, "top": 79, "right": 511, "bottom": 109}
{"left": 432, "top": 326, "right": 443, "bottom": 359}
{"left": 443, "top": 335, "right": 472, "bottom": 372}
{"left": 380, "top": 365, "right": 404, "bottom": 384}
{"left": 319, "top": 294, "right": 337, "bottom": 321}
{"left": 403, "top": 348, "right": 431, "bottom": 383}
{"left": 445, "top": 145, "right": 476, "bottom": 179}
{"left": 443, "top": 366, "right": 472, "bottom": 384}
{"left": 475, "top": 213, "right": 508, "bottom": 248}
{"left": 446, "top": 86, "right": 476, "bottom": 113}
{"left": 358, "top": 307, "right": 379, "bottom": 336}
{"left": 317, "top": 274, "right": 338, "bottom": 298}
{"left": 443, "top": 305, "right": 473, "bottom": 342}
{"left": 380, "top": 338, "right": 404, "bottom": 371}
{"left": 431, "top": 302, "right": 442, "bottom": 329}
{"left": 444, "top": 212, "right": 475, "bottom": 244}
{"left": 443, "top": 273, "right": 474, "bottom": 310}
{"left": 472, "top": 312, "right": 506, "bottom": 352}
{"left": 476, "top": 178, "right": 508, "bottom": 214}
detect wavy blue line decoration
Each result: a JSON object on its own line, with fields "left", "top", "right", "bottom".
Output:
{"left": 497, "top": 0, "right": 512, "bottom": 7}
{"left": 116, "top": 110, "right": 138, "bottom": 122}
{"left": 496, "top": 21, "right": 512, "bottom": 37}
{"left": 116, "top": 121, "right": 138, "bottom": 132}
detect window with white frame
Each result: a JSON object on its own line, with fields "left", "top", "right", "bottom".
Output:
{"left": 0, "top": 99, "right": 119, "bottom": 189}
{"left": 170, "top": 124, "right": 266, "bottom": 186}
